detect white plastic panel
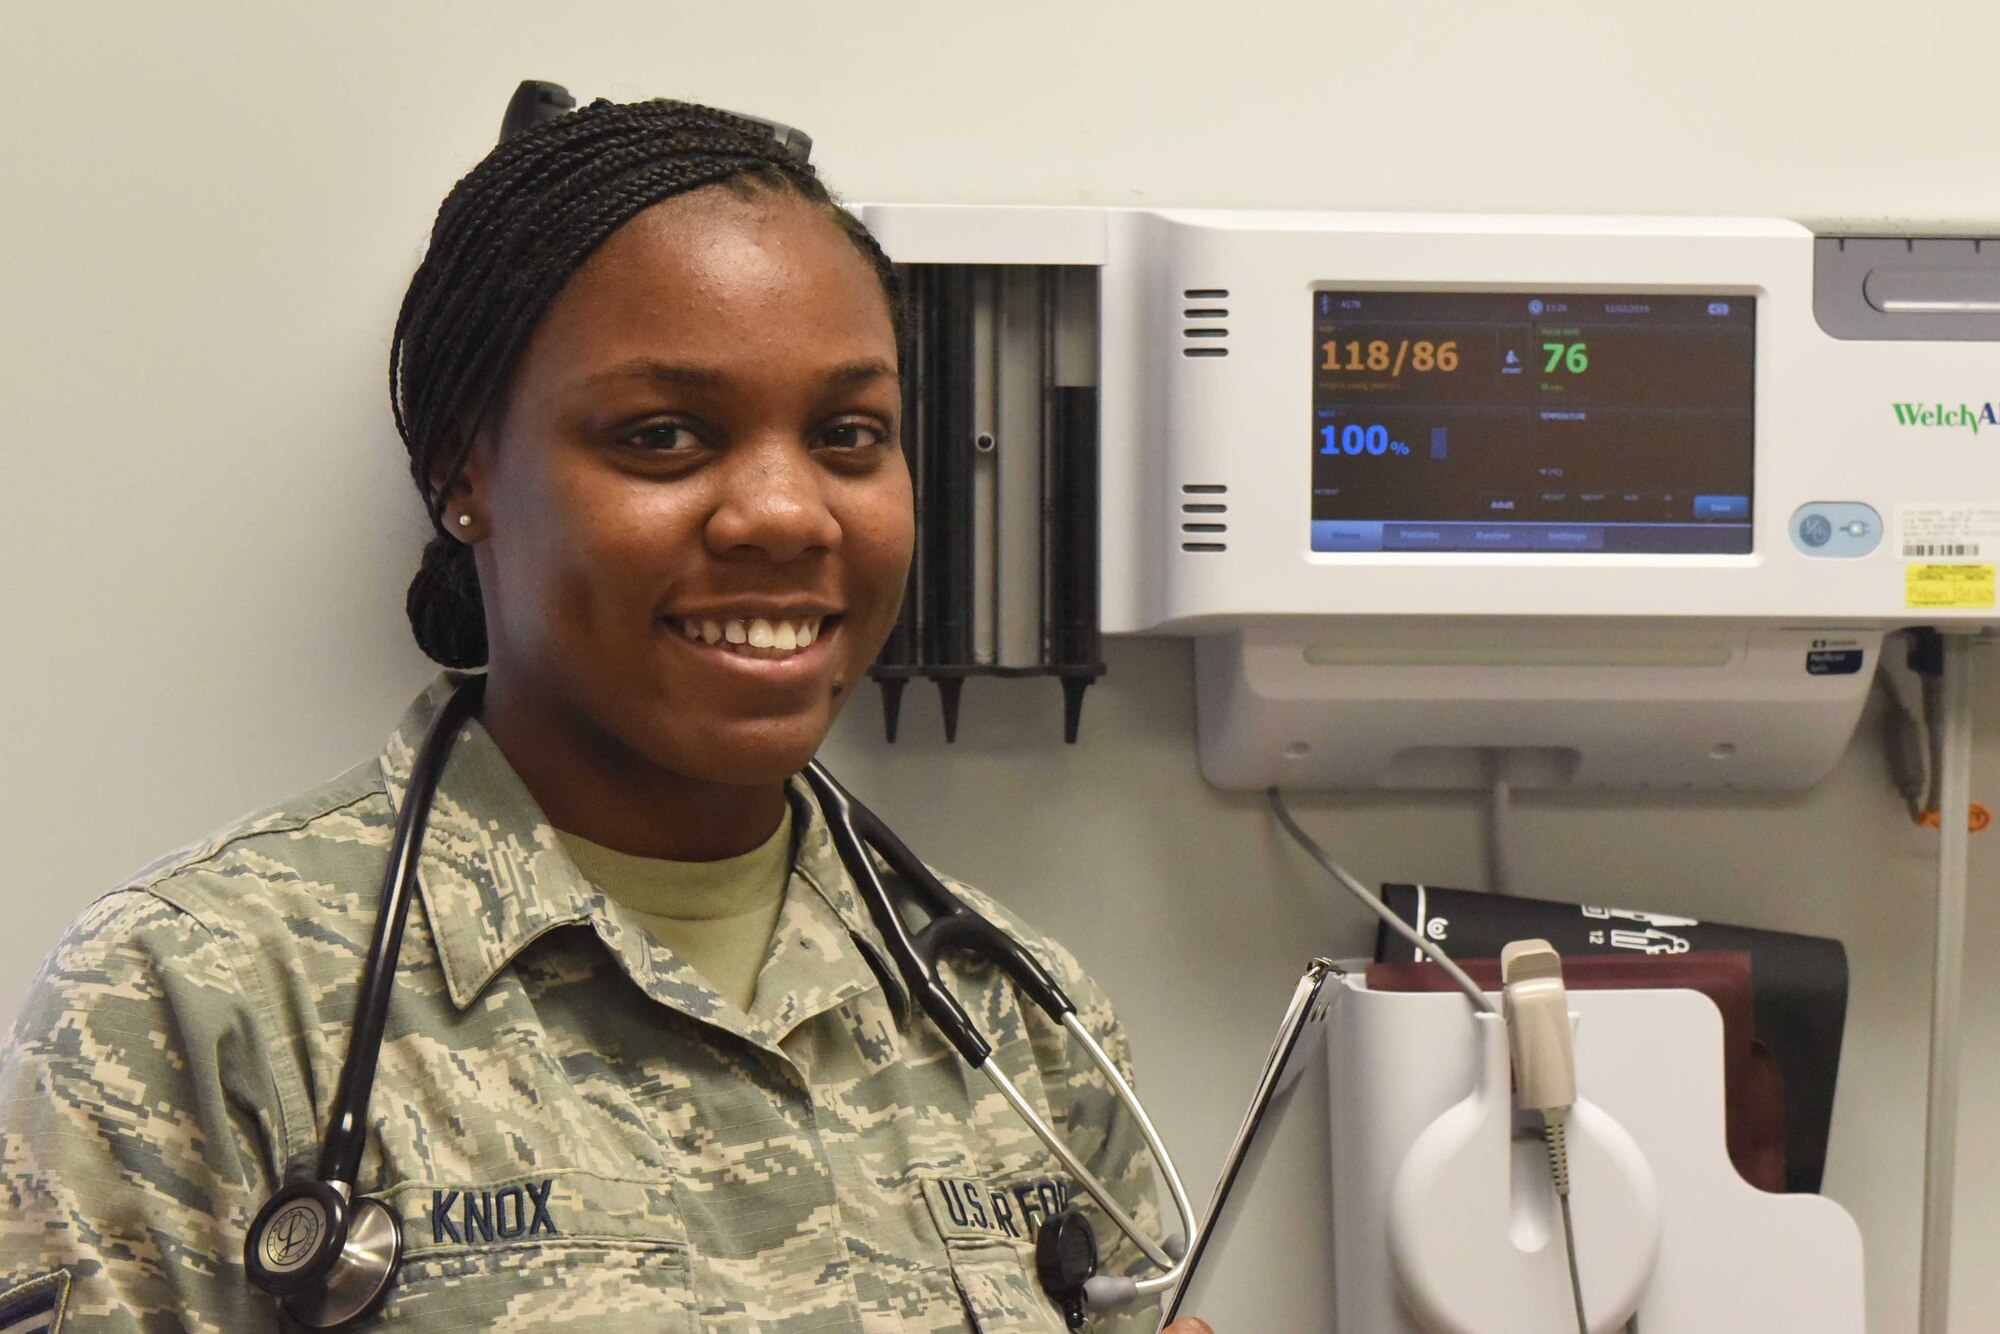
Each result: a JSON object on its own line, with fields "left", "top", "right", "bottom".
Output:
{"left": 1327, "top": 979, "right": 1865, "bottom": 1333}
{"left": 1195, "top": 621, "right": 1881, "bottom": 791}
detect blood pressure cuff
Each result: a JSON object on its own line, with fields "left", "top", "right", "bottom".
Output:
{"left": 1370, "top": 883, "right": 1848, "bottom": 1195}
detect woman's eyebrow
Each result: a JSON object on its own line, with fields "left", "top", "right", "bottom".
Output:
{"left": 824, "top": 358, "right": 898, "bottom": 386}
{"left": 579, "top": 357, "right": 898, "bottom": 389}
{"left": 582, "top": 359, "right": 726, "bottom": 389}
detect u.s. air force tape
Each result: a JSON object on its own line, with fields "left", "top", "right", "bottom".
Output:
{"left": 920, "top": 1174, "right": 1074, "bottom": 1245}
{"left": 0, "top": 1270, "right": 71, "bottom": 1334}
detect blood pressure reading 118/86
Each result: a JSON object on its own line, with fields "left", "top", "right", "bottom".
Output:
{"left": 1309, "top": 291, "right": 1757, "bottom": 554}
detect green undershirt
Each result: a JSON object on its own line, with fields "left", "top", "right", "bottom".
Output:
{"left": 555, "top": 806, "right": 792, "bottom": 1014}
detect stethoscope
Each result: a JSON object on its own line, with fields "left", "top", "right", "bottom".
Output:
{"left": 243, "top": 678, "right": 1196, "bottom": 1327}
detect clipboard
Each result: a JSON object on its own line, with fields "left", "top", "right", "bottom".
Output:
{"left": 1160, "top": 958, "right": 1344, "bottom": 1326}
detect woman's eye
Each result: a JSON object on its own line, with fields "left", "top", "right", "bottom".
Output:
{"left": 622, "top": 421, "right": 703, "bottom": 453}
{"left": 820, "top": 421, "right": 888, "bottom": 451}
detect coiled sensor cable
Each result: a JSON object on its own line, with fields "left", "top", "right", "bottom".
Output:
{"left": 1502, "top": 939, "right": 1588, "bottom": 1334}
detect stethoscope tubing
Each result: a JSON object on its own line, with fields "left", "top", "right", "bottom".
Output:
{"left": 316, "top": 677, "right": 485, "bottom": 1189}
{"left": 1061, "top": 1014, "right": 1197, "bottom": 1296}
{"left": 801, "top": 761, "right": 1197, "bottom": 1295}
{"left": 263, "top": 686, "right": 1193, "bottom": 1325}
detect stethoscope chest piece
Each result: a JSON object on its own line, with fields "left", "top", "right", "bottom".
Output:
{"left": 284, "top": 1197, "right": 402, "bottom": 1328}
{"left": 1035, "top": 1210, "right": 1099, "bottom": 1331}
{"left": 247, "top": 1180, "right": 349, "bottom": 1295}
{"left": 246, "top": 1180, "right": 402, "bottom": 1328}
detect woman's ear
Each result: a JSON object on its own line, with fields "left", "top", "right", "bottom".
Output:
{"left": 430, "top": 430, "right": 492, "bottom": 533}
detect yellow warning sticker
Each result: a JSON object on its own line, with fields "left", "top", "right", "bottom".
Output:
{"left": 1906, "top": 564, "right": 1997, "bottom": 609}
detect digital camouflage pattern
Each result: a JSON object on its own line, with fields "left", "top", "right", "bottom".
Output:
{"left": 0, "top": 676, "right": 1163, "bottom": 1331}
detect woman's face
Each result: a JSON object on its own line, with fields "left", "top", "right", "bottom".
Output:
{"left": 463, "top": 185, "right": 909, "bottom": 788}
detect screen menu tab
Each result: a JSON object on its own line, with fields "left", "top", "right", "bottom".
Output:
{"left": 1309, "top": 291, "right": 1756, "bottom": 554}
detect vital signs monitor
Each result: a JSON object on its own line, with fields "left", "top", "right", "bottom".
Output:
{"left": 857, "top": 207, "right": 2000, "bottom": 791}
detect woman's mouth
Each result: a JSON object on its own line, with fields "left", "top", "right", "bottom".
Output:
{"left": 667, "top": 615, "right": 833, "bottom": 661}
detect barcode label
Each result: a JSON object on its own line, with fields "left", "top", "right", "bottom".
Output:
{"left": 1899, "top": 506, "right": 2000, "bottom": 562}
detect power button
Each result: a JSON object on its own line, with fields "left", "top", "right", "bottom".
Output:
{"left": 1790, "top": 503, "right": 1882, "bottom": 558}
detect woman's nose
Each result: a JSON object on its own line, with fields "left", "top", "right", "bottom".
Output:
{"left": 704, "top": 439, "right": 841, "bottom": 563}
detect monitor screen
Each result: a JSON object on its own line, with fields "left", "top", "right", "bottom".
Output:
{"left": 1310, "top": 291, "right": 1756, "bottom": 554}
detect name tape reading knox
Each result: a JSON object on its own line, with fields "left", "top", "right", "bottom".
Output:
{"left": 429, "top": 1179, "right": 560, "bottom": 1245}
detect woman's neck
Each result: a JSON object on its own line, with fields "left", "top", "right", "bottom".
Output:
{"left": 477, "top": 676, "right": 790, "bottom": 862}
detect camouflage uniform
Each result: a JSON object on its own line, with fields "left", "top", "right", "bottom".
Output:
{"left": 0, "top": 676, "right": 1163, "bottom": 1331}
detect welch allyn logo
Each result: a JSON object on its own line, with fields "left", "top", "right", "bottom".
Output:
{"left": 1892, "top": 402, "right": 1998, "bottom": 434}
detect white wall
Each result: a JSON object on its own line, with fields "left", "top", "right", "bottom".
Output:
{"left": 2, "top": 2, "right": 1996, "bottom": 1329}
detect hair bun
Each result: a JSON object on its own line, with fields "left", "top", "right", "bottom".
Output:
{"left": 406, "top": 535, "right": 488, "bottom": 668}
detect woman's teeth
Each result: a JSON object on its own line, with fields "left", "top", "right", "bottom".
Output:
{"left": 678, "top": 616, "right": 822, "bottom": 659}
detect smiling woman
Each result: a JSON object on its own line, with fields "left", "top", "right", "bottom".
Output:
{"left": 452, "top": 182, "right": 913, "bottom": 854}
{"left": 0, "top": 96, "right": 1195, "bottom": 1334}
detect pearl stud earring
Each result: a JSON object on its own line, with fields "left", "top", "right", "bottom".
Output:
{"left": 456, "top": 514, "right": 473, "bottom": 529}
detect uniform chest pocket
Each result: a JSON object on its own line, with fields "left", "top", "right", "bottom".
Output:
{"left": 365, "top": 1171, "right": 695, "bottom": 1330}
{"left": 919, "top": 1175, "right": 1072, "bottom": 1334}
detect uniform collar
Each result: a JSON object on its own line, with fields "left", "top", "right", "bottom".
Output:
{"left": 379, "top": 674, "right": 911, "bottom": 1030}
{"left": 784, "top": 779, "right": 913, "bottom": 1017}
{"left": 378, "top": 674, "right": 596, "bottom": 1012}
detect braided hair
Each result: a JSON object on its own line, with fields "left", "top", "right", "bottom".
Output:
{"left": 391, "top": 97, "right": 902, "bottom": 667}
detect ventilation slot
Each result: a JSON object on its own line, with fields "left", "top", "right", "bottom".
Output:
{"left": 1182, "top": 288, "right": 1230, "bottom": 358}
{"left": 1180, "top": 483, "right": 1229, "bottom": 551}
